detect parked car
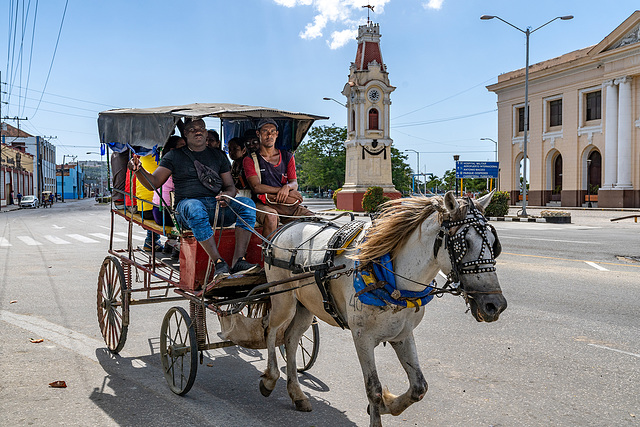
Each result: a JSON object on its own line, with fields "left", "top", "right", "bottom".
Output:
{"left": 20, "top": 195, "right": 39, "bottom": 209}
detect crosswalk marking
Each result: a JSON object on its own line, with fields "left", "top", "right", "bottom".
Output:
{"left": 43, "top": 235, "right": 71, "bottom": 245}
{"left": 17, "top": 236, "right": 42, "bottom": 246}
{"left": 89, "top": 233, "right": 124, "bottom": 242}
{"left": 67, "top": 234, "right": 99, "bottom": 243}
{"left": 0, "top": 237, "right": 11, "bottom": 247}
{"left": 114, "top": 232, "right": 144, "bottom": 241}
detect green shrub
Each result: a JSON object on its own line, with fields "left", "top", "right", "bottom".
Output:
{"left": 362, "top": 186, "right": 390, "bottom": 213}
{"left": 484, "top": 191, "right": 510, "bottom": 217}
{"left": 332, "top": 188, "right": 341, "bottom": 207}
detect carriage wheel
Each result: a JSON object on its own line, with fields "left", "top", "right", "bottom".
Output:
{"left": 160, "top": 306, "right": 198, "bottom": 396}
{"left": 97, "top": 256, "right": 129, "bottom": 353}
{"left": 279, "top": 318, "right": 320, "bottom": 372}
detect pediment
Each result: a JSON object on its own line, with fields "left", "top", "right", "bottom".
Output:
{"left": 589, "top": 11, "right": 640, "bottom": 56}
{"left": 606, "top": 22, "right": 640, "bottom": 51}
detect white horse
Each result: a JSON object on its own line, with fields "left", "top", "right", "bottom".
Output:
{"left": 259, "top": 191, "right": 507, "bottom": 427}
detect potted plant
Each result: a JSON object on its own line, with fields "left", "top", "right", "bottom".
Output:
{"left": 540, "top": 210, "right": 571, "bottom": 224}
{"left": 585, "top": 184, "right": 599, "bottom": 202}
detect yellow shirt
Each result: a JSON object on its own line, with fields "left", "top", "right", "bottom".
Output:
{"left": 137, "top": 155, "right": 159, "bottom": 211}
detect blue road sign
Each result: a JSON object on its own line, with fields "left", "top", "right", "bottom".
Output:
{"left": 455, "top": 161, "right": 499, "bottom": 179}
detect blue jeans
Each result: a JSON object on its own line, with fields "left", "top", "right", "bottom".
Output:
{"left": 175, "top": 196, "right": 256, "bottom": 242}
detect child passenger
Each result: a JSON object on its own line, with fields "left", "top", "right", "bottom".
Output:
{"left": 227, "top": 137, "right": 251, "bottom": 198}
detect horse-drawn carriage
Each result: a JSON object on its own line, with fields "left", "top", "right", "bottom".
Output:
{"left": 96, "top": 103, "right": 507, "bottom": 426}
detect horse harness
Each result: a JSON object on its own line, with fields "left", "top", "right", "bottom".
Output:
{"left": 433, "top": 198, "right": 502, "bottom": 292}
{"left": 262, "top": 218, "right": 366, "bottom": 330}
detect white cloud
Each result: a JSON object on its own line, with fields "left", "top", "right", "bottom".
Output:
{"left": 423, "top": 0, "right": 443, "bottom": 10}
{"left": 274, "top": 0, "right": 391, "bottom": 49}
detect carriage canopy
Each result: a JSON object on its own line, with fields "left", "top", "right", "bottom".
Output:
{"left": 98, "top": 103, "right": 328, "bottom": 153}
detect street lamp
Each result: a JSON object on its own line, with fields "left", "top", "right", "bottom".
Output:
{"left": 322, "top": 97, "right": 346, "bottom": 108}
{"left": 61, "top": 155, "right": 77, "bottom": 202}
{"left": 480, "top": 137, "right": 498, "bottom": 162}
{"left": 405, "top": 149, "right": 420, "bottom": 194}
{"left": 87, "top": 151, "right": 105, "bottom": 196}
{"left": 481, "top": 14, "right": 573, "bottom": 216}
{"left": 453, "top": 155, "right": 460, "bottom": 196}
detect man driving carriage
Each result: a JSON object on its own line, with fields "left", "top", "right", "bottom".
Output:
{"left": 128, "top": 118, "right": 259, "bottom": 280}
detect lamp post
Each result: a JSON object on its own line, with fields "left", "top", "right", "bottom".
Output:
{"left": 480, "top": 137, "right": 498, "bottom": 162}
{"left": 481, "top": 14, "right": 573, "bottom": 216}
{"left": 586, "top": 159, "right": 592, "bottom": 208}
{"left": 87, "top": 151, "right": 105, "bottom": 196}
{"left": 322, "top": 97, "right": 346, "bottom": 108}
{"left": 453, "top": 155, "right": 460, "bottom": 195}
{"left": 405, "top": 149, "right": 420, "bottom": 193}
{"left": 61, "top": 155, "right": 77, "bottom": 202}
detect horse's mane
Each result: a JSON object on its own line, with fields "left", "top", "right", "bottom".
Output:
{"left": 353, "top": 195, "right": 469, "bottom": 265}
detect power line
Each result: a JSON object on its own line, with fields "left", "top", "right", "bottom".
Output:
{"left": 31, "top": 0, "right": 69, "bottom": 119}
{"left": 391, "top": 76, "right": 496, "bottom": 121}
{"left": 10, "top": 83, "right": 119, "bottom": 108}
{"left": 22, "top": 0, "right": 38, "bottom": 118}
{"left": 391, "top": 109, "right": 497, "bottom": 128}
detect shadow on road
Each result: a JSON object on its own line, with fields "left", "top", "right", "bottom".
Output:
{"left": 91, "top": 345, "right": 356, "bottom": 426}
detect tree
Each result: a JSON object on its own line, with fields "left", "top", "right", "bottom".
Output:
{"left": 442, "top": 169, "right": 456, "bottom": 191}
{"left": 390, "top": 147, "right": 412, "bottom": 194}
{"left": 296, "top": 124, "right": 346, "bottom": 191}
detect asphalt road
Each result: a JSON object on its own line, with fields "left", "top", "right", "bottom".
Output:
{"left": 0, "top": 200, "right": 638, "bottom": 426}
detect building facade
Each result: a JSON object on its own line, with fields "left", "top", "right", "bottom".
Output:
{"left": 487, "top": 11, "right": 640, "bottom": 208}
{"left": 56, "top": 163, "right": 85, "bottom": 200}
{"left": 336, "top": 20, "right": 400, "bottom": 211}
{"left": 0, "top": 141, "right": 34, "bottom": 206}
{"left": 1, "top": 123, "right": 57, "bottom": 198}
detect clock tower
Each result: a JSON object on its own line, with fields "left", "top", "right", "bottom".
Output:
{"left": 336, "top": 21, "right": 400, "bottom": 211}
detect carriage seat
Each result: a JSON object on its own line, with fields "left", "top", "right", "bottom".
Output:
{"left": 113, "top": 207, "right": 176, "bottom": 237}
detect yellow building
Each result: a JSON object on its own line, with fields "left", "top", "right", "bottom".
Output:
{"left": 1, "top": 141, "right": 34, "bottom": 206}
{"left": 487, "top": 11, "right": 640, "bottom": 208}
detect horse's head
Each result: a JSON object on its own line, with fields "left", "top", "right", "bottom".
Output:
{"left": 438, "top": 191, "right": 507, "bottom": 322}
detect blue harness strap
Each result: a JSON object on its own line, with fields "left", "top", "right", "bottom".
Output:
{"left": 353, "top": 254, "right": 435, "bottom": 308}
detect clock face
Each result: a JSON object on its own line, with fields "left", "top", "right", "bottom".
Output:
{"left": 368, "top": 89, "right": 381, "bottom": 103}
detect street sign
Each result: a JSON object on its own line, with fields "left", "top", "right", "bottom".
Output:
{"left": 455, "top": 161, "right": 499, "bottom": 179}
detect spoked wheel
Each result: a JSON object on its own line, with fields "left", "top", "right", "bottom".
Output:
{"left": 160, "top": 306, "right": 198, "bottom": 396}
{"left": 279, "top": 317, "right": 320, "bottom": 372}
{"left": 97, "top": 256, "right": 129, "bottom": 353}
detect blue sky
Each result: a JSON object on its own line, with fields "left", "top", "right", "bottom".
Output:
{"left": 2, "top": 0, "right": 638, "bottom": 178}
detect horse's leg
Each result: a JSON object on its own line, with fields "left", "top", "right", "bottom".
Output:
{"left": 284, "top": 302, "right": 314, "bottom": 412}
{"left": 353, "top": 334, "right": 385, "bottom": 427}
{"left": 260, "top": 289, "right": 297, "bottom": 398}
{"left": 384, "top": 333, "right": 428, "bottom": 416}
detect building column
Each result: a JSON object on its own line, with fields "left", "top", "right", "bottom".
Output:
{"left": 602, "top": 80, "right": 618, "bottom": 189}
{"left": 615, "top": 76, "right": 633, "bottom": 189}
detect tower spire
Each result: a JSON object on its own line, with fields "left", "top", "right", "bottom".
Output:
{"left": 362, "top": 3, "right": 374, "bottom": 25}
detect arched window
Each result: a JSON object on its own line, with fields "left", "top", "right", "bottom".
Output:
{"left": 368, "top": 108, "right": 379, "bottom": 130}
{"left": 351, "top": 110, "right": 355, "bottom": 132}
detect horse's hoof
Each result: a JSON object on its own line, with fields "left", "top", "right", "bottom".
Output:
{"left": 294, "top": 399, "right": 312, "bottom": 412}
{"left": 259, "top": 379, "right": 273, "bottom": 397}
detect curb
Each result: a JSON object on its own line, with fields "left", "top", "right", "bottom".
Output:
{"left": 489, "top": 217, "right": 546, "bottom": 223}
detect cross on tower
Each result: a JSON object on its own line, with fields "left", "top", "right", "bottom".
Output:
{"left": 362, "top": 3, "right": 375, "bottom": 25}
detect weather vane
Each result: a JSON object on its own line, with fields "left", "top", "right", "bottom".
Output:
{"left": 362, "top": 3, "right": 375, "bottom": 25}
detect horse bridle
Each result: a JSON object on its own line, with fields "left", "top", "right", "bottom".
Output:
{"left": 433, "top": 198, "right": 502, "bottom": 291}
